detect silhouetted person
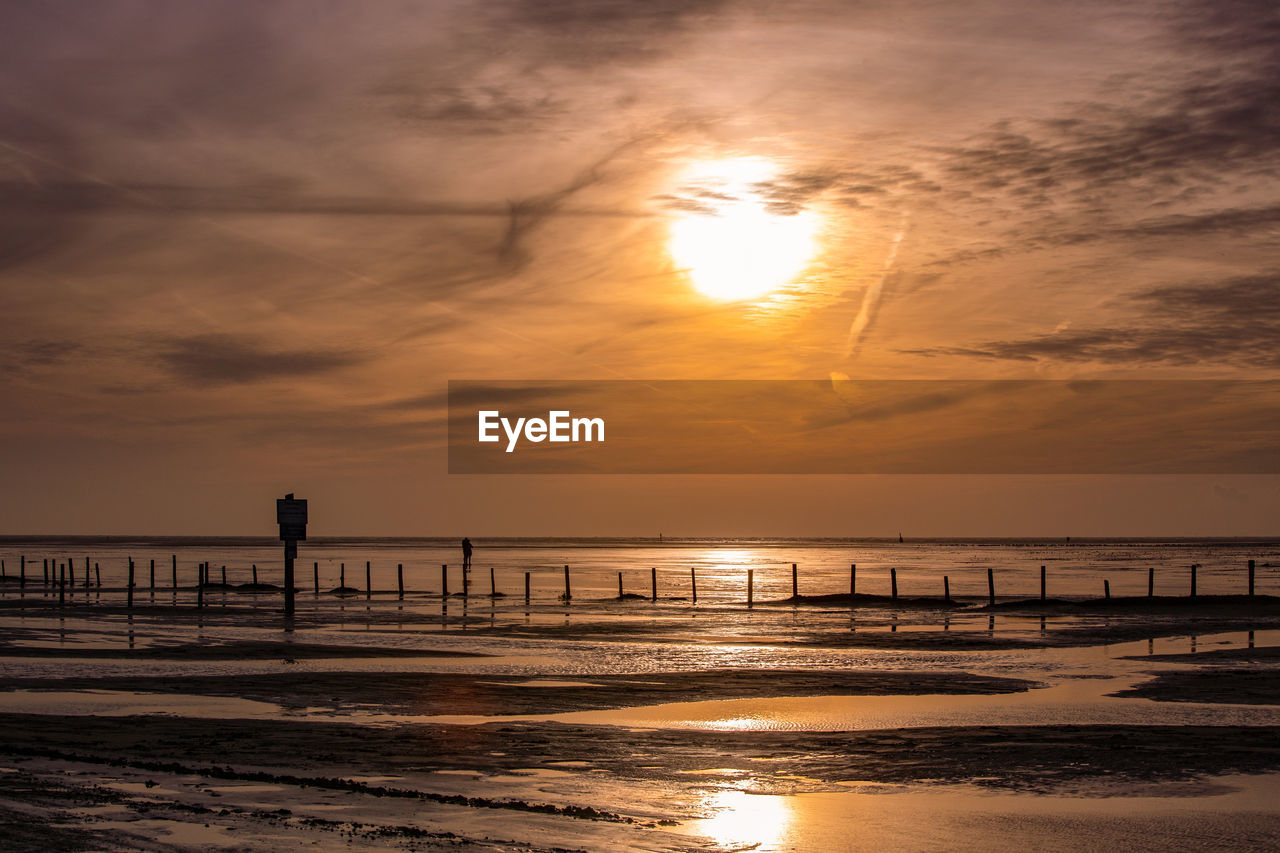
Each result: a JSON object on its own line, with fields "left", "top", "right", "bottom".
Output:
{"left": 461, "top": 538, "right": 473, "bottom": 575}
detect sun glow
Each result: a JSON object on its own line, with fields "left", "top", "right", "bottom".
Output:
{"left": 668, "top": 157, "right": 819, "bottom": 301}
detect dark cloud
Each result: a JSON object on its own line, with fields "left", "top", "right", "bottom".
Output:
{"left": 939, "top": 0, "right": 1280, "bottom": 207}
{"left": 0, "top": 337, "right": 83, "bottom": 372}
{"left": 155, "top": 334, "right": 364, "bottom": 385}
{"left": 903, "top": 273, "right": 1280, "bottom": 367}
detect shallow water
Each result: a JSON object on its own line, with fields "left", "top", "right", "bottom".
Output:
{"left": 4, "top": 536, "right": 1276, "bottom": 603}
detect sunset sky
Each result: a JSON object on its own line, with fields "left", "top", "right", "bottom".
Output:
{"left": 2, "top": 0, "right": 1278, "bottom": 535}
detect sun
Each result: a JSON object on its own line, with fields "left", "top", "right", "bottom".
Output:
{"left": 668, "top": 157, "right": 818, "bottom": 301}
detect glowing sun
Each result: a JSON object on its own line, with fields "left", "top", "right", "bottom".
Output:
{"left": 668, "top": 157, "right": 818, "bottom": 301}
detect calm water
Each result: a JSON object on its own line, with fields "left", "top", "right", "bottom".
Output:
{"left": 1, "top": 537, "right": 1276, "bottom": 603}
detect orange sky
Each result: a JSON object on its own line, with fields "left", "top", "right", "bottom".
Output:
{"left": 1, "top": 1, "right": 1278, "bottom": 535}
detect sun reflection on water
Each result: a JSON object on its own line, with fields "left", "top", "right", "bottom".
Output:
{"left": 699, "top": 789, "right": 791, "bottom": 851}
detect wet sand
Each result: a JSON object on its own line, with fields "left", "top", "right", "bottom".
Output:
{"left": 0, "top": 669, "right": 1037, "bottom": 716}
{"left": 2, "top": 591, "right": 1280, "bottom": 850}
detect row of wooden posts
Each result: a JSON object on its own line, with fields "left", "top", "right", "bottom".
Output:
{"left": 0, "top": 555, "right": 1263, "bottom": 609}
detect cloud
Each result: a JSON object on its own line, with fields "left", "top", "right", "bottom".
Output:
{"left": 154, "top": 334, "right": 365, "bottom": 385}
{"left": 903, "top": 273, "right": 1280, "bottom": 367}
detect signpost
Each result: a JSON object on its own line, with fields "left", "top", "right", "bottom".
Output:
{"left": 276, "top": 493, "right": 307, "bottom": 617}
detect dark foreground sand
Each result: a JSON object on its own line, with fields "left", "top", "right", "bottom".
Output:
{"left": 4, "top": 715, "right": 1280, "bottom": 851}
{"left": 0, "top": 669, "right": 1037, "bottom": 716}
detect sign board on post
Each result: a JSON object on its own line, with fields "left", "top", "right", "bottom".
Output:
{"left": 277, "top": 494, "right": 307, "bottom": 618}
{"left": 277, "top": 496, "right": 307, "bottom": 541}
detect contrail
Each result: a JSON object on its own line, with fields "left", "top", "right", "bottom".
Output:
{"left": 841, "top": 211, "right": 910, "bottom": 360}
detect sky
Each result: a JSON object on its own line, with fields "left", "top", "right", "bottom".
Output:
{"left": 1, "top": 0, "right": 1278, "bottom": 536}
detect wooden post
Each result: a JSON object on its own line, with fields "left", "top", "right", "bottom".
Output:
{"left": 489, "top": 567, "right": 496, "bottom": 598}
{"left": 524, "top": 571, "right": 530, "bottom": 605}
{"left": 283, "top": 552, "right": 294, "bottom": 617}
{"left": 84, "top": 556, "right": 90, "bottom": 589}
{"left": 944, "top": 575, "right": 950, "bottom": 602}
{"left": 19, "top": 555, "right": 24, "bottom": 590}
{"left": 127, "top": 559, "right": 134, "bottom": 609}
{"left": 987, "top": 568, "right": 995, "bottom": 607}
{"left": 171, "top": 554, "right": 177, "bottom": 589}
{"left": 150, "top": 559, "right": 155, "bottom": 590}
{"left": 1148, "top": 567, "right": 1154, "bottom": 598}
{"left": 1249, "top": 559, "right": 1255, "bottom": 597}
{"left": 1040, "top": 565, "right": 1046, "bottom": 602}
{"left": 398, "top": 564, "right": 404, "bottom": 599}
{"left": 462, "top": 562, "right": 469, "bottom": 599}
{"left": 313, "top": 562, "right": 319, "bottom": 595}
{"left": 617, "top": 571, "right": 623, "bottom": 598}
{"left": 1191, "top": 564, "right": 1197, "bottom": 598}
{"left": 651, "top": 567, "right": 657, "bottom": 602}
{"left": 1, "top": 559, "right": 4, "bottom": 582}
{"left": 365, "top": 561, "right": 371, "bottom": 600}
{"left": 1104, "top": 579, "right": 1111, "bottom": 599}
{"left": 340, "top": 562, "right": 346, "bottom": 589}
{"left": 43, "top": 558, "right": 48, "bottom": 587}
{"left": 747, "top": 568, "right": 754, "bottom": 607}
{"left": 791, "top": 563, "right": 798, "bottom": 598}
{"left": 890, "top": 568, "right": 898, "bottom": 600}
{"left": 252, "top": 564, "right": 259, "bottom": 585}
{"left": 441, "top": 564, "right": 448, "bottom": 597}
{"left": 59, "top": 563, "right": 65, "bottom": 606}
{"left": 197, "top": 563, "right": 204, "bottom": 608}
{"left": 850, "top": 563, "right": 856, "bottom": 596}
{"left": 563, "top": 565, "right": 571, "bottom": 601}
{"left": 691, "top": 568, "right": 697, "bottom": 604}
{"left": 95, "top": 563, "right": 100, "bottom": 587}
{"left": 221, "top": 565, "right": 227, "bottom": 586}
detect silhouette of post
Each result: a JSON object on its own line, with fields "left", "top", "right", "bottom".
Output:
{"left": 253, "top": 564, "right": 259, "bottom": 585}
{"left": 341, "top": 563, "right": 346, "bottom": 589}
{"left": 891, "top": 568, "right": 898, "bottom": 600}
{"left": 617, "top": 571, "right": 623, "bottom": 598}
{"left": 1191, "top": 564, "right": 1198, "bottom": 598}
{"left": 58, "top": 563, "right": 65, "bottom": 607}
{"left": 441, "top": 564, "right": 448, "bottom": 597}
{"left": 127, "top": 559, "right": 134, "bottom": 609}
{"left": 850, "top": 564, "right": 856, "bottom": 596}
{"left": 221, "top": 566, "right": 227, "bottom": 586}
{"left": 95, "top": 563, "right": 100, "bottom": 588}
{"left": 19, "top": 555, "right": 24, "bottom": 591}
{"left": 171, "top": 554, "right": 177, "bottom": 589}
{"left": 1249, "top": 560, "right": 1255, "bottom": 596}
{"left": 1040, "top": 565, "right": 1046, "bottom": 602}
{"left": 149, "top": 559, "right": 155, "bottom": 591}
{"left": 43, "top": 559, "right": 48, "bottom": 587}
{"left": 563, "top": 565, "right": 571, "bottom": 601}
{"left": 276, "top": 494, "right": 306, "bottom": 617}
{"left": 987, "top": 568, "right": 995, "bottom": 607}
{"left": 398, "top": 564, "right": 404, "bottom": 600}
{"left": 1148, "top": 567, "right": 1154, "bottom": 597}
{"left": 1104, "top": 579, "right": 1111, "bottom": 599}
{"left": 691, "top": 568, "right": 697, "bottom": 604}
{"left": 365, "top": 561, "right": 371, "bottom": 600}
{"left": 747, "top": 569, "right": 754, "bottom": 607}
{"left": 791, "top": 563, "right": 798, "bottom": 598}
{"left": 651, "top": 567, "right": 657, "bottom": 602}
{"left": 314, "top": 562, "right": 319, "bottom": 595}
{"left": 489, "top": 567, "right": 496, "bottom": 598}
{"left": 524, "top": 571, "right": 530, "bottom": 605}
{"left": 944, "top": 575, "right": 951, "bottom": 602}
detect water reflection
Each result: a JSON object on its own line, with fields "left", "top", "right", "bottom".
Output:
{"left": 699, "top": 789, "right": 790, "bottom": 850}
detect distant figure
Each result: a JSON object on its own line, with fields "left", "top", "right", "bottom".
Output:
{"left": 461, "top": 537, "right": 473, "bottom": 573}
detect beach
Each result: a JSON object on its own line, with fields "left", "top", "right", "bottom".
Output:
{"left": 0, "top": 538, "right": 1277, "bottom": 850}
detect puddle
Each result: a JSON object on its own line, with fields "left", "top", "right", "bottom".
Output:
{"left": 674, "top": 774, "right": 1280, "bottom": 852}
